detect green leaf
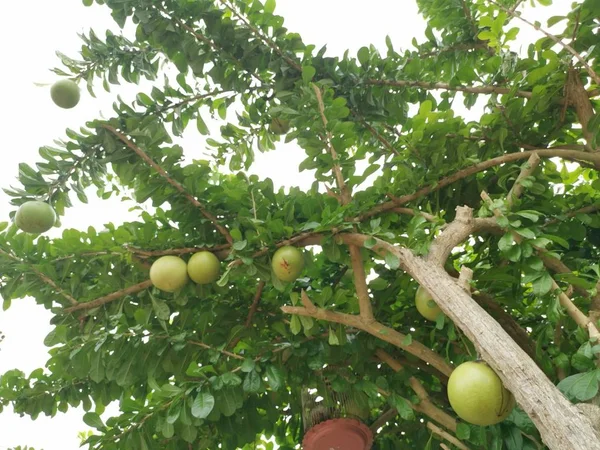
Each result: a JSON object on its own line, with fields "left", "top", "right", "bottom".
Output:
{"left": 357, "top": 46, "right": 370, "bottom": 65}
{"left": 83, "top": 412, "right": 104, "bottom": 430}
{"left": 243, "top": 370, "right": 262, "bottom": 393}
{"left": 233, "top": 240, "right": 247, "bottom": 251}
{"left": 265, "top": 365, "right": 284, "bottom": 391}
{"left": 302, "top": 66, "right": 316, "bottom": 84}
{"left": 328, "top": 327, "right": 340, "bottom": 345}
{"left": 196, "top": 115, "right": 209, "bottom": 135}
{"left": 364, "top": 237, "right": 377, "bottom": 249}
{"left": 385, "top": 252, "right": 400, "bottom": 270}
{"left": 456, "top": 422, "right": 470, "bottom": 440}
{"left": 388, "top": 394, "right": 414, "bottom": 420}
{"left": 557, "top": 370, "right": 600, "bottom": 401}
{"left": 498, "top": 233, "right": 514, "bottom": 252}
{"left": 402, "top": 334, "right": 412, "bottom": 346}
{"left": 264, "top": 0, "right": 276, "bottom": 14}
{"left": 290, "top": 315, "right": 302, "bottom": 335}
{"left": 191, "top": 392, "right": 215, "bottom": 419}
{"left": 532, "top": 272, "right": 553, "bottom": 296}
{"left": 515, "top": 228, "right": 536, "bottom": 240}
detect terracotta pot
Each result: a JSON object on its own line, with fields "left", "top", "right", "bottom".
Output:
{"left": 302, "top": 418, "right": 373, "bottom": 450}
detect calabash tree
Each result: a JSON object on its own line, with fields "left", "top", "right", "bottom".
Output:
{"left": 1, "top": 0, "right": 600, "bottom": 449}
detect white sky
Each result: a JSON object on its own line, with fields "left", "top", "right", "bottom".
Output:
{"left": 0, "top": 1, "right": 568, "bottom": 449}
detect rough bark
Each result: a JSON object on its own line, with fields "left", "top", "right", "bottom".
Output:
{"left": 342, "top": 233, "right": 600, "bottom": 450}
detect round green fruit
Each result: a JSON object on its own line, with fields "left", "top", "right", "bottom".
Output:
{"left": 447, "top": 361, "right": 515, "bottom": 426}
{"left": 415, "top": 285, "right": 442, "bottom": 321}
{"left": 15, "top": 201, "right": 56, "bottom": 234}
{"left": 187, "top": 251, "right": 221, "bottom": 285}
{"left": 50, "top": 80, "right": 80, "bottom": 109}
{"left": 272, "top": 246, "right": 305, "bottom": 282}
{"left": 269, "top": 118, "right": 290, "bottom": 135}
{"left": 150, "top": 256, "right": 189, "bottom": 293}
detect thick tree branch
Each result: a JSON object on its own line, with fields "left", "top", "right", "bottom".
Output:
{"left": 472, "top": 292, "right": 538, "bottom": 363}
{"left": 359, "top": 148, "right": 600, "bottom": 221}
{"left": 101, "top": 125, "right": 233, "bottom": 245}
{"left": 0, "top": 248, "right": 78, "bottom": 306}
{"left": 427, "top": 207, "right": 498, "bottom": 265}
{"left": 487, "top": 0, "right": 600, "bottom": 86}
{"left": 281, "top": 295, "right": 453, "bottom": 377}
{"left": 338, "top": 231, "right": 600, "bottom": 448}
{"left": 64, "top": 280, "right": 153, "bottom": 313}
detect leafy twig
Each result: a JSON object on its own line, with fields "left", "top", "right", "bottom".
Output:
{"left": 64, "top": 280, "right": 153, "bottom": 313}
{"left": 102, "top": 124, "right": 233, "bottom": 245}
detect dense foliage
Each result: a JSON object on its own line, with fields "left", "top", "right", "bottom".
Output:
{"left": 1, "top": 0, "right": 599, "bottom": 449}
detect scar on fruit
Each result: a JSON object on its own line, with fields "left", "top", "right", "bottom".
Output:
{"left": 280, "top": 259, "right": 291, "bottom": 270}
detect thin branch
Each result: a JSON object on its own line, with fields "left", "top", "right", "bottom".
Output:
{"left": 427, "top": 422, "right": 470, "bottom": 450}
{"left": 126, "top": 244, "right": 231, "bottom": 259}
{"left": 481, "top": 191, "right": 595, "bottom": 332}
{"left": 544, "top": 204, "right": 600, "bottom": 226}
{"left": 460, "top": 0, "right": 478, "bottom": 36}
{"left": 487, "top": 0, "right": 600, "bottom": 86}
{"left": 0, "top": 248, "right": 78, "bottom": 306}
{"left": 376, "top": 349, "right": 457, "bottom": 432}
{"left": 366, "top": 78, "right": 534, "bottom": 99}
{"left": 217, "top": 0, "right": 302, "bottom": 72}
{"left": 458, "top": 267, "right": 473, "bottom": 293}
{"left": 358, "top": 148, "right": 600, "bottom": 221}
{"left": 312, "top": 83, "right": 350, "bottom": 204}
{"left": 391, "top": 208, "right": 438, "bottom": 222}
{"left": 370, "top": 407, "right": 399, "bottom": 432}
{"left": 506, "top": 153, "right": 541, "bottom": 209}
{"left": 244, "top": 281, "right": 266, "bottom": 327}
{"left": 358, "top": 117, "right": 400, "bottom": 156}
{"left": 188, "top": 340, "right": 244, "bottom": 360}
{"left": 281, "top": 293, "right": 453, "bottom": 377}
{"left": 64, "top": 280, "right": 153, "bottom": 313}
{"left": 102, "top": 125, "right": 233, "bottom": 245}
{"left": 313, "top": 83, "right": 374, "bottom": 321}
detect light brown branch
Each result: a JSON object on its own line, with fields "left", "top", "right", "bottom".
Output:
{"left": 245, "top": 281, "right": 266, "bottom": 327}
{"left": 481, "top": 192, "right": 595, "bottom": 331}
{"left": 0, "top": 248, "right": 78, "bottom": 306}
{"left": 366, "top": 78, "right": 533, "bottom": 99}
{"left": 391, "top": 208, "right": 437, "bottom": 222}
{"left": 281, "top": 299, "right": 453, "bottom": 377}
{"left": 358, "top": 118, "right": 401, "bottom": 156}
{"left": 427, "top": 422, "right": 470, "bottom": 450}
{"left": 506, "top": 153, "right": 541, "bottom": 209}
{"left": 487, "top": 0, "right": 600, "bottom": 86}
{"left": 64, "top": 280, "right": 153, "bottom": 313}
{"left": 324, "top": 232, "right": 600, "bottom": 447}
{"left": 427, "top": 207, "right": 498, "bottom": 265}
{"left": 370, "top": 407, "right": 399, "bottom": 432}
{"left": 567, "top": 69, "right": 597, "bottom": 148}
{"left": 101, "top": 125, "right": 233, "bottom": 245}
{"left": 376, "top": 349, "right": 457, "bottom": 432}
{"left": 188, "top": 340, "right": 244, "bottom": 360}
{"left": 544, "top": 204, "right": 600, "bottom": 226}
{"left": 359, "top": 148, "right": 600, "bottom": 221}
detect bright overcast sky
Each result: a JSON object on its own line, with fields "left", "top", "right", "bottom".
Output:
{"left": 0, "top": 1, "right": 569, "bottom": 449}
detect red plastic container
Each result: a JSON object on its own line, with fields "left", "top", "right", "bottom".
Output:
{"left": 302, "top": 418, "right": 373, "bottom": 450}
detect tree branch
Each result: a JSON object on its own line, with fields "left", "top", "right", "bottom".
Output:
{"left": 487, "top": 0, "right": 600, "bottom": 86}
{"left": 427, "top": 207, "right": 499, "bottom": 265}
{"left": 506, "top": 153, "right": 541, "bottom": 209}
{"left": 217, "top": 0, "right": 303, "bottom": 72}
{"left": 376, "top": 349, "right": 458, "bottom": 432}
{"left": 281, "top": 296, "right": 453, "bottom": 377}
{"left": 0, "top": 248, "right": 78, "bottom": 306}
{"left": 481, "top": 192, "right": 595, "bottom": 333}
{"left": 366, "top": 78, "right": 534, "bottom": 99}
{"left": 102, "top": 125, "right": 233, "bottom": 245}
{"left": 244, "top": 281, "right": 266, "bottom": 327}
{"left": 358, "top": 148, "right": 600, "bottom": 221}
{"left": 64, "top": 280, "right": 153, "bottom": 313}
{"left": 337, "top": 231, "right": 600, "bottom": 447}
{"left": 427, "top": 422, "right": 470, "bottom": 450}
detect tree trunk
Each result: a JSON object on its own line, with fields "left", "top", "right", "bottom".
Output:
{"left": 343, "top": 233, "right": 600, "bottom": 449}
{"left": 402, "top": 250, "right": 600, "bottom": 450}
